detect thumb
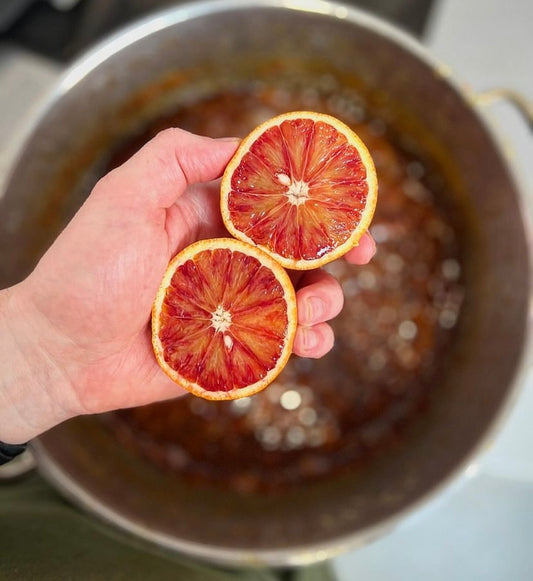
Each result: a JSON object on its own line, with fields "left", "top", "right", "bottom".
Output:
{"left": 96, "top": 128, "right": 240, "bottom": 209}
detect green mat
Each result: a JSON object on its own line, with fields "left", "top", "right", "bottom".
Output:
{"left": 0, "top": 473, "right": 336, "bottom": 581}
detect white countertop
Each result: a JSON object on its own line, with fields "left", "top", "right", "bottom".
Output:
{"left": 1, "top": 1, "right": 532, "bottom": 579}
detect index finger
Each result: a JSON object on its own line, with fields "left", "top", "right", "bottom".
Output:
{"left": 96, "top": 128, "right": 240, "bottom": 210}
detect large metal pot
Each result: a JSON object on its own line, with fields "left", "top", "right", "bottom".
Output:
{"left": 1, "top": 0, "right": 530, "bottom": 568}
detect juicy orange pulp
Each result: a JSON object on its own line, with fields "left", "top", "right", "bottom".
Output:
{"left": 152, "top": 239, "right": 297, "bottom": 400}
{"left": 221, "top": 112, "right": 377, "bottom": 269}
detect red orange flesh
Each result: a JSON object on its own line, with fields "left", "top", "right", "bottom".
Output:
{"left": 221, "top": 111, "right": 378, "bottom": 270}
{"left": 152, "top": 238, "right": 297, "bottom": 400}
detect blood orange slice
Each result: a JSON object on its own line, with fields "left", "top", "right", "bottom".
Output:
{"left": 152, "top": 238, "right": 297, "bottom": 400}
{"left": 221, "top": 111, "right": 378, "bottom": 270}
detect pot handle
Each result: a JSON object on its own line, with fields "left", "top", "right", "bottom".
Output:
{"left": 474, "top": 89, "right": 533, "bottom": 131}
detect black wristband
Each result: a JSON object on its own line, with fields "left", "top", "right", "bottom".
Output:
{"left": 0, "top": 441, "right": 28, "bottom": 465}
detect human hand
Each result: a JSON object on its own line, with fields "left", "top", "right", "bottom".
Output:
{"left": 0, "top": 128, "right": 375, "bottom": 443}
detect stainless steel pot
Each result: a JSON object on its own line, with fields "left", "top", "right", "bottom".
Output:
{"left": 1, "top": 0, "right": 531, "bottom": 568}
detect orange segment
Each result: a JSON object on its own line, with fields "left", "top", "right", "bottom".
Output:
{"left": 152, "top": 238, "right": 297, "bottom": 400}
{"left": 221, "top": 111, "right": 378, "bottom": 269}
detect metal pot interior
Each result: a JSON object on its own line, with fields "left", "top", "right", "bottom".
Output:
{"left": 1, "top": 1, "right": 529, "bottom": 566}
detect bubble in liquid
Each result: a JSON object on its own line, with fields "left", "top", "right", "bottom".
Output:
{"left": 398, "top": 320, "right": 418, "bottom": 341}
{"left": 358, "top": 270, "right": 377, "bottom": 290}
{"left": 299, "top": 407, "right": 318, "bottom": 426}
{"left": 369, "top": 349, "right": 388, "bottom": 371}
{"left": 258, "top": 426, "right": 282, "bottom": 450}
{"left": 231, "top": 397, "right": 252, "bottom": 416}
{"left": 439, "top": 308, "right": 459, "bottom": 329}
{"left": 385, "top": 253, "right": 404, "bottom": 274}
{"left": 286, "top": 426, "right": 306, "bottom": 449}
{"left": 441, "top": 258, "right": 461, "bottom": 281}
{"left": 370, "top": 223, "right": 390, "bottom": 243}
{"left": 280, "top": 390, "right": 302, "bottom": 411}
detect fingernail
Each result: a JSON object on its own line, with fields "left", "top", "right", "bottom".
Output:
{"left": 305, "top": 297, "right": 323, "bottom": 324}
{"left": 217, "top": 137, "right": 241, "bottom": 143}
{"left": 302, "top": 328, "right": 319, "bottom": 352}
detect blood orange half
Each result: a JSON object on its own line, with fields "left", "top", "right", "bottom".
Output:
{"left": 221, "top": 111, "right": 378, "bottom": 270}
{"left": 152, "top": 238, "right": 297, "bottom": 400}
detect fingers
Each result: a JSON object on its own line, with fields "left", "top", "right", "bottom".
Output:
{"left": 95, "top": 129, "right": 240, "bottom": 209}
{"left": 293, "top": 322, "right": 334, "bottom": 359}
{"left": 293, "top": 269, "right": 343, "bottom": 359}
{"left": 296, "top": 269, "right": 344, "bottom": 326}
{"left": 292, "top": 234, "right": 376, "bottom": 358}
{"left": 344, "top": 232, "right": 376, "bottom": 265}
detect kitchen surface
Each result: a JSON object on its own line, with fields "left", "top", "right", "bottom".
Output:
{"left": 1, "top": 0, "right": 532, "bottom": 579}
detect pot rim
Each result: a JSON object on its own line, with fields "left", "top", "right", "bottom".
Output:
{"left": 12, "top": 0, "right": 532, "bottom": 568}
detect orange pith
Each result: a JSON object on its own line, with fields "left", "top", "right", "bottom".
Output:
{"left": 152, "top": 238, "right": 297, "bottom": 400}
{"left": 221, "top": 111, "right": 378, "bottom": 270}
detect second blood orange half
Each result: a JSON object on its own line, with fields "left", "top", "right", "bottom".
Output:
{"left": 152, "top": 238, "right": 297, "bottom": 400}
{"left": 221, "top": 111, "right": 378, "bottom": 270}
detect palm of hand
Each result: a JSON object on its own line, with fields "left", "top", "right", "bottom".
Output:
{"left": 25, "top": 178, "right": 222, "bottom": 414}
{"left": 1, "top": 129, "right": 373, "bottom": 443}
{"left": 20, "top": 130, "right": 239, "bottom": 416}
{"left": 14, "top": 129, "right": 367, "bottom": 422}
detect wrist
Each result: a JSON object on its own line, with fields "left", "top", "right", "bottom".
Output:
{"left": 0, "top": 283, "right": 78, "bottom": 443}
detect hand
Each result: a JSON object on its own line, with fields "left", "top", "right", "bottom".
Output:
{"left": 0, "top": 128, "right": 375, "bottom": 443}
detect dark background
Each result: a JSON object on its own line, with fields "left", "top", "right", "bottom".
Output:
{"left": 1, "top": 0, "right": 436, "bottom": 62}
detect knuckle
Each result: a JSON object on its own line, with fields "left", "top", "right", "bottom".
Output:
{"left": 152, "top": 126, "right": 181, "bottom": 146}
{"left": 91, "top": 168, "right": 119, "bottom": 198}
